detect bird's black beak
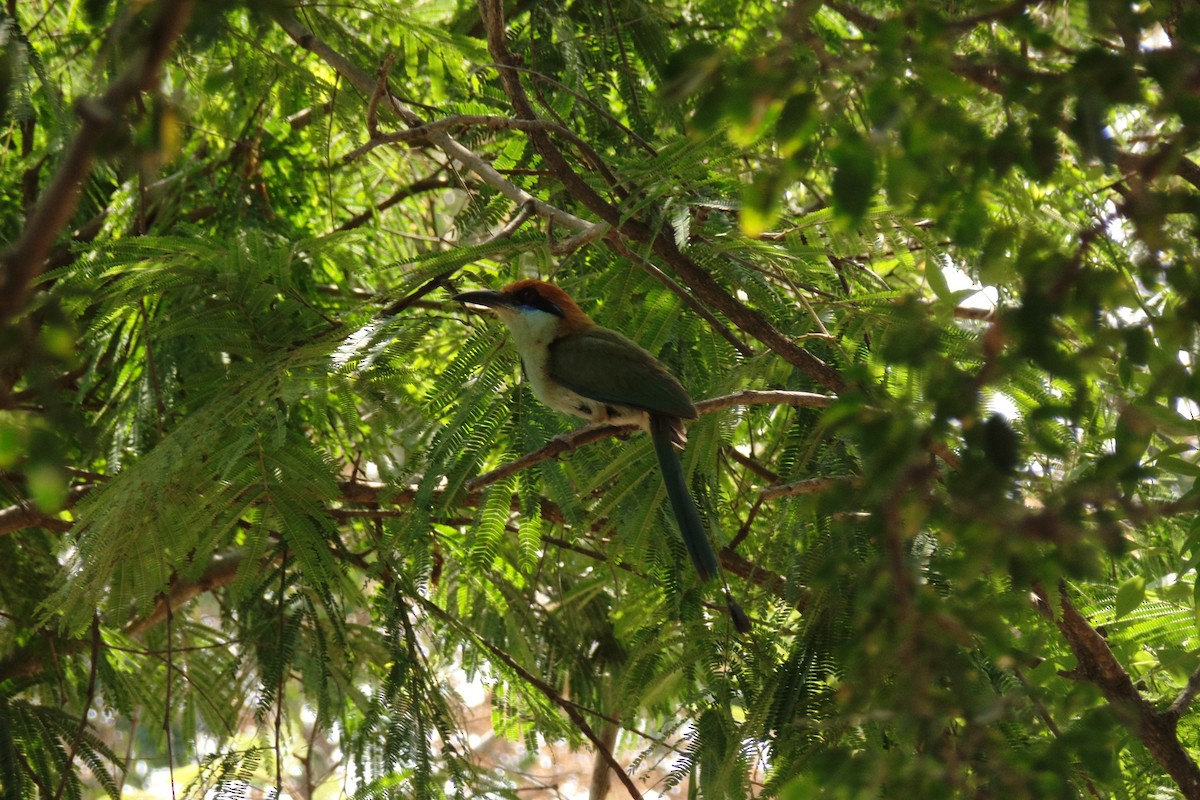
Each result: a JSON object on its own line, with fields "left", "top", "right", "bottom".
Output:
{"left": 453, "top": 289, "right": 509, "bottom": 311}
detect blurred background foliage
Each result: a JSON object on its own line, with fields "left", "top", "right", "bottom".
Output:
{"left": 1, "top": 0, "right": 1199, "bottom": 797}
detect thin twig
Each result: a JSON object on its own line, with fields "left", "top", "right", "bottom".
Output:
{"left": 694, "top": 389, "right": 835, "bottom": 414}
{"left": 481, "top": 62, "right": 657, "bottom": 156}
{"left": 164, "top": 601, "right": 177, "bottom": 800}
{"left": 379, "top": 200, "right": 537, "bottom": 317}
{"left": 52, "top": 615, "right": 101, "bottom": 800}
{"left": 367, "top": 53, "right": 397, "bottom": 138}
{"left": 274, "top": 10, "right": 599, "bottom": 234}
{"left": 761, "top": 476, "right": 861, "bottom": 502}
{"left": 274, "top": 549, "right": 287, "bottom": 797}
{"left": 465, "top": 422, "right": 639, "bottom": 494}
{"left": 344, "top": 114, "right": 588, "bottom": 162}
{"left": 1166, "top": 665, "right": 1200, "bottom": 723}
{"left": 418, "top": 596, "right": 645, "bottom": 800}
{"left": 723, "top": 446, "right": 781, "bottom": 483}
{"left": 606, "top": 238, "right": 753, "bottom": 358}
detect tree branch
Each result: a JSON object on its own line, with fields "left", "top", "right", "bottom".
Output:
{"left": 335, "top": 173, "right": 458, "bottom": 232}
{"left": 465, "top": 389, "right": 836, "bottom": 494}
{"left": 1041, "top": 583, "right": 1200, "bottom": 798}
{"left": 0, "top": 484, "right": 94, "bottom": 537}
{"left": 343, "top": 114, "right": 609, "bottom": 176}
{"left": 0, "top": 548, "right": 252, "bottom": 684}
{"left": 760, "top": 476, "right": 861, "bottom": 502}
{"left": 477, "top": 0, "right": 847, "bottom": 393}
{"left": 272, "top": 10, "right": 606, "bottom": 238}
{"left": 52, "top": 615, "right": 101, "bottom": 800}
{"left": 1166, "top": 664, "right": 1200, "bottom": 723}
{"left": 0, "top": 0, "right": 196, "bottom": 324}
{"left": 418, "top": 596, "right": 645, "bottom": 800}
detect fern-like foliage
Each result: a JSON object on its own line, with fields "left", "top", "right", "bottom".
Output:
{"left": 2, "top": 0, "right": 1199, "bottom": 798}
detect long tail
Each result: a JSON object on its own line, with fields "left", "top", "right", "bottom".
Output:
{"left": 651, "top": 414, "right": 718, "bottom": 581}
{"left": 650, "top": 415, "right": 752, "bottom": 633}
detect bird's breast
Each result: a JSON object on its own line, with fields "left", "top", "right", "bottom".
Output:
{"left": 519, "top": 349, "right": 649, "bottom": 429}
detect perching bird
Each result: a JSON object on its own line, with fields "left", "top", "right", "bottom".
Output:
{"left": 454, "top": 279, "right": 750, "bottom": 633}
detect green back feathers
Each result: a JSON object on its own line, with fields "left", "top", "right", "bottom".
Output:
{"left": 548, "top": 326, "right": 697, "bottom": 419}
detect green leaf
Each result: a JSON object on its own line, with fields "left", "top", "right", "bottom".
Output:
{"left": 741, "top": 169, "right": 786, "bottom": 237}
{"left": 777, "top": 92, "right": 818, "bottom": 157}
{"left": 28, "top": 464, "right": 68, "bottom": 513}
{"left": 1114, "top": 576, "right": 1146, "bottom": 619}
{"left": 831, "top": 134, "right": 876, "bottom": 222}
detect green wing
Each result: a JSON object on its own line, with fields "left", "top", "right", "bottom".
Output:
{"left": 548, "top": 327, "right": 697, "bottom": 419}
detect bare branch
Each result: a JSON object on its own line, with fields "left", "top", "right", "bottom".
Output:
{"left": 723, "top": 447, "right": 781, "bottom": 484}
{"left": 343, "top": 114, "right": 588, "bottom": 162}
{"left": 0, "top": 484, "right": 94, "bottom": 537}
{"left": 695, "top": 389, "right": 835, "bottom": 414}
{"left": 0, "top": 504, "right": 73, "bottom": 536}
{"left": 465, "top": 389, "right": 837, "bottom": 494}
{"left": 380, "top": 200, "right": 538, "bottom": 317}
{"left": 335, "top": 173, "right": 458, "bottom": 232}
{"left": 606, "top": 237, "right": 754, "bottom": 358}
{"left": 761, "top": 476, "right": 861, "bottom": 502}
{"left": 0, "top": 548, "right": 253, "bottom": 684}
{"left": 1166, "top": 664, "right": 1200, "bottom": 723}
{"left": 465, "top": 422, "right": 640, "bottom": 494}
{"left": 550, "top": 221, "right": 611, "bottom": 256}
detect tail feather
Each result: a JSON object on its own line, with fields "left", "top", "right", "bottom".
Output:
{"left": 650, "top": 414, "right": 719, "bottom": 582}
{"left": 726, "top": 591, "right": 753, "bottom": 635}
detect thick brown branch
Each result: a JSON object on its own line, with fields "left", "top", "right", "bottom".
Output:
{"left": 1047, "top": 586, "right": 1200, "bottom": 797}
{"left": 478, "top": 0, "right": 846, "bottom": 393}
{"left": 0, "top": 548, "right": 251, "bottom": 684}
{"left": 0, "top": 0, "right": 196, "bottom": 324}
{"left": 0, "top": 505, "right": 73, "bottom": 536}
{"left": 0, "top": 484, "right": 94, "bottom": 537}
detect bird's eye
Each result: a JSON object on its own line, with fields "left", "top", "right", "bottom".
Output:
{"left": 511, "top": 284, "right": 563, "bottom": 317}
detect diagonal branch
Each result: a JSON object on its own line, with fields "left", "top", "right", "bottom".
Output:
{"left": 760, "top": 476, "right": 861, "bottom": 502}
{"left": 272, "top": 10, "right": 606, "bottom": 239}
{"left": 417, "top": 596, "right": 644, "bottom": 800}
{"left": 0, "top": 0, "right": 196, "bottom": 325}
{"left": 1039, "top": 583, "right": 1200, "bottom": 798}
{"left": 0, "top": 548, "right": 252, "bottom": 685}
{"left": 344, "top": 114, "right": 616, "bottom": 186}
{"left": 1166, "top": 664, "right": 1200, "bottom": 723}
{"left": 477, "top": 0, "right": 846, "bottom": 393}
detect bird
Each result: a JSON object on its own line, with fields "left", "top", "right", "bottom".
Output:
{"left": 454, "top": 279, "right": 751, "bottom": 633}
